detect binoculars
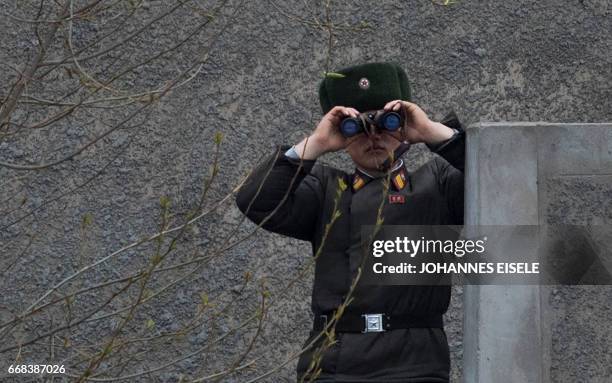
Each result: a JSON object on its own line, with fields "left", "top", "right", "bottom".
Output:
{"left": 340, "top": 109, "right": 404, "bottom": 138}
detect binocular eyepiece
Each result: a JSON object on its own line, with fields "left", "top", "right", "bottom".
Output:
{"left": 340, "top": 109, "right": 404, "bottom": 138}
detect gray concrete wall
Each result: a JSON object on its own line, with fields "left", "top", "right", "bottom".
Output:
{"left": 465, "top": 123, "right": 612, "bottom": 383}
{"left": 1, "top": 0, "right": 610, "bottom": 381}
{"left": 464, "top": 124, "right": 542, "bottom": 382}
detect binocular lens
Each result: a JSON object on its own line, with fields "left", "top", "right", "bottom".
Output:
{"left": 339, "top": 111, "right": 403, "bottom": 137}
{"left": 340, "top": 118, "right": 362, "bottom": 137}
{"left": 382, "top": 112, "right": 401, "bottom": 131}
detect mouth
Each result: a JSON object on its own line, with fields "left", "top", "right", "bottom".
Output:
{"left": 366, "top": 145, "right": 387, "bottom": 153}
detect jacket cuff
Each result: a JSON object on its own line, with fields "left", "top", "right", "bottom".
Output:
{"left": 277, "top": 145, "right": 317, "bottom": 174}
{"left": 426, "top": 112, "right": 465, "bottom": 171}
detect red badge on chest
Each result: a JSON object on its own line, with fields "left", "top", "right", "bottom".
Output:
{"left": 389, "top": 194, "right": 405, "bottom": 204}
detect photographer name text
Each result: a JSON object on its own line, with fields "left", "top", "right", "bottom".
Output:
{"left": 373, "top": 262, "right": 539, "bottom": 274}
{"left": 371, "top": 237, "right": 539, "bottom": 275}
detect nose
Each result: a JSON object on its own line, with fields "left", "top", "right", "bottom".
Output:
{"left": 367, "top": 126, "right": 383, "bottom": 140}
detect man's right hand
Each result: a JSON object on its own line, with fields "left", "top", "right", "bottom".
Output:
{"left": 293, "top": 106, "right": 360, "bottom": 160}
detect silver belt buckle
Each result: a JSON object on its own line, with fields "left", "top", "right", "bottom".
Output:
{"left": 362, "top": 313, "right": 385, "bottom": 333}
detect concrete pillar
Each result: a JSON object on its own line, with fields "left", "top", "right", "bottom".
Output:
{"left": 463, "top": 123, "right": 612, "bottom": 383}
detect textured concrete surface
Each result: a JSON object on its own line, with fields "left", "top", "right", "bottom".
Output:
{"left": 464, "top": 124, "right": 542, "bottom": 383}
{"left": 465, "top": 123, "right": 612, "bottom": 383}
{"left": 0, "top": 0, "right": 610, "bottom": 382}
{"left": 536, "top": 125, "right": 612, "bottom": 383}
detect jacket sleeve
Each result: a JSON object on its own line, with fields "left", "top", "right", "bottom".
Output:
{"left": 235, "top": 146, "right": 323, "bottom": 241}
{"left": 428, "top": 112, "right": 465, "bottom": 225}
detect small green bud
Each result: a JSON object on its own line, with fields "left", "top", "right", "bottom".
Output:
{"left": 145, "top": 319, "right": 155, "bottom": 330}
{"left": 214, "top": 131, "right": 223, "bottom": 145}
{"left": 200, "top": 292, "right": 209, "bottom": 306}
{"left": 151, "top": 254, "right": 162, "bottom": 265}
{"left": 160, "top": 195, "right": 170, "bottom": 208}
{"left": 323, "top": 72, "right": 346, "bottom": 79}
{"left": 82, "top": 213, "right": 93, "bottom": 226}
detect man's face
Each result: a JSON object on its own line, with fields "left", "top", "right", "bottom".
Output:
{"left": 345, "top": 129, "right": 403, "bottom": 171}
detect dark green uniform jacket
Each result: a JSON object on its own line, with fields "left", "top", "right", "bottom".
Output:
{"left": 236, "top": 116, "right": 465, "bottom": 382}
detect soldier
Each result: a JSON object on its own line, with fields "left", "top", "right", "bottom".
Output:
{"left": 236, "top": 62, "right": 464, "bottom": 382}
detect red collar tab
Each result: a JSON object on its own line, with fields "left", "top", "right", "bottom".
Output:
{"left": 389, "top": 194, "right": 405, "bottom": 204}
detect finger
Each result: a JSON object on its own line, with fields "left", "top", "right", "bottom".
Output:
{"left": 392, "top": 101, "right": 402, "bottom": 112}
{"left": 329, "top": 105, "right": 347, "bottom": 117}
{"left": 339, "top": 107, "right": 354, "bottom": 119}
{"left": 339, "top": 106, "right": 355, "bottom": 117}
{"left": 333, "top": 107, "right": 358, "bottom": 119}
{"left": 347, "top": 107, "right": 360, "bottom": 117}
{"left": 383, "top": 100, "right": 400, "bottom": 110}
{"left": 329, "top": 108, "right": 354, "bottom": 129}
{"left": 338, "top": 106, "right": 360, "bottom": 118}
{"left": 402, "top": 101, "right": 417, "bottom": 113}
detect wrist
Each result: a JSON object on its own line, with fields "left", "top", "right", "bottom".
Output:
{"left": 423, "top": 121, "right": 455, "bottom": 145}
{"left": 294, "top": 135, "right": 327, "bottom": 160}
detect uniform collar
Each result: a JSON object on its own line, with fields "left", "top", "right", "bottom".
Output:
{"left": 352, "top": 159, "right": 409, "bottom": 192}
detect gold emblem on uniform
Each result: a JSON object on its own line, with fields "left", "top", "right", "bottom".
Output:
{"left": 392, "top": 169, "right": 407, "bottom": 191}
{"left": 353, "top": 173, "right": 366, "bottom": 191}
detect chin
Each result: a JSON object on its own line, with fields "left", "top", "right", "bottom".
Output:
{"left": 362, "top": 158, "right": 385, "bottom": 170}
{"left": 373, "top": 154, "right": 391, "bottom": 166}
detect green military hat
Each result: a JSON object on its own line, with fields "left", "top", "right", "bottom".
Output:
{"left": 318, "top": 62, "right": 411, "bottom": 114}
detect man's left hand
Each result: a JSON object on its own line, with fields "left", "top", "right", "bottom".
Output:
{"left": 383, "top": 100, "right": 455, "bottom": 145}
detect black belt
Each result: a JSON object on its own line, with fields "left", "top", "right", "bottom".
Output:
{"left": 313, "top": 312, "right": 443, "bottom": 333}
